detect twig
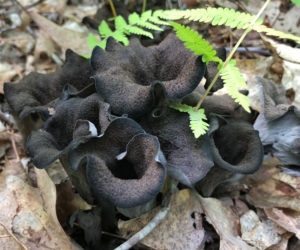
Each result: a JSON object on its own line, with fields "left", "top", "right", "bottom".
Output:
{"left": 114, "top": 205, "right": 170, "bottom": 250}
{"left": 24, "top": 0, "right": 44, "bottom": 9}
{"left": 0, "top": 234, "right": 11, "bottom": 238}
{"left": 142, "top": 0, "right": 147, "bottom": 14}
{"left": 108, "top": 0, "right": 117, "bottom": 17}
{"left": 6, "top": 125, "right": 20, "bottom": 162}
{"left": 13, "top": 63, "right": 23, "bottom": 80}
{"left": 0, "top": 222, "right": 28, "bottom": 250}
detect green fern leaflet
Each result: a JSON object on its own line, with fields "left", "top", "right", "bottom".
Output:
{"left": 220, "top": 60, "right": 251, "bottom": 113}
{"left": 170, "top": 22, "right": 221, "bottom": 64}
{"left": 86, "top": 10, "right": 168, "bottom": 56}
{"left": 169, "top": 104, "right": 209, "bottom": 138}
{"left": 158, "top": 8, "right": 300, "bottom": 44}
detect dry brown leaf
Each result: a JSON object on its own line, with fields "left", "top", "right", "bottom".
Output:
{"left": 35, "top": 0, "right": 67, "bottom": 13}
{"left": 0, "top": 63, "right": 23, "bottom": 94}
{"left": 267, "top": 233, "right": 292, "bottom": 250}
{"left": 34, "top": 30, "right": 58, "bottom": 59}
{"left": 29, "top": 11, "right": 91, "bottom": 56}
{"left": 56, "top": 181, "right": 92, "bottom": 224}
{"left": 5, "top": 31, "right": 35, "bottom": 54}
{"left": 237, "top": 57, "right": 280, "bottom": 112}
{"left": 265, "top": 208, "right": 300, "bottom": 240}
{"left": 246, "top": 158, "right": 300, "bottom": 212}
{"left": 282, "top": 60, "right": 300, "bottom": 109}
{"left": 118, "top": 189, "right": 205, "bottom": 250}
{"left": 199, "top": 196, "right": 255, "bottom": 250}
{"left": 0, "top": 159, "right": 76, "bottom": 250}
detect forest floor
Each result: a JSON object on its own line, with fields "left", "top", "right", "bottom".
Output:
{"left": 1, "top": 0, "right": 300, "bottom": 249}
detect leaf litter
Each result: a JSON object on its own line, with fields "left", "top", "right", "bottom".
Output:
{"left": 1, "top": 0, "right": 300, "bottom": 249}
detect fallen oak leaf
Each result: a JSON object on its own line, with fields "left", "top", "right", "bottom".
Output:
{"left": 198, "top": 195, "right": 255, "bottom": 250}
{"left": 28, "top": 11, "right": 91, "bottom": 56}
{"left": 264, "top": 208, "right": 300, "bottom": 240}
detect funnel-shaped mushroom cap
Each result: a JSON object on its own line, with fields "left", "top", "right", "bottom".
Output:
{"left": 209, "top": 116, "right": 263, "bottom": 174}
{"left": 254, "top": 77, "right": 300, "bottom": 165}
{"left": 4, "top": 49, "right": 94, "bottom": 118}
{"left": 140, "top": 108, "right": 214, "bottom": 186}
{"left": 26, "top": 93, "right": 110, "bottom": 169}
{"left": 91, "top": 33, "right": 206, "bottom": 117}
{"left": 69, "top": 131, "right": 166, "bottom": 208}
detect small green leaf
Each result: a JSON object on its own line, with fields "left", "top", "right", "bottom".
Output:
{"left": 291, "top": 0, "right": 300, "bottom": 7}
{"left": 220, "top": 60, "right": 250, "bottom": 112}
{"left": 111, "top": 31, "right": 129, "bottom": 46}
{"left": 115, "top": 16, "right": 128, "bottom": 30}
{"left": 125, "top": 26, "right": 153, "bottom": 38}
{"left": 128, "top": 12, "right": 140, "bottom": 25}
{"left": 138, "top": 21, "right": 163, "bottom": 31}
{"left": 169, "top": 103, "right": 209, "bottom": 138}
{"left": 99, "top": 20, "right": 113, "bottom": 38}
{"left": 170, "top": 22, "right": 222, "bottom": 64}
{"left": 141, "top": 10, "right": 152, "bottom": 20}
{"left": 87, "top": 33, "right": 104, "bottom": 49}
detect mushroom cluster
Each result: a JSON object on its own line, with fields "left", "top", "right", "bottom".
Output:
{"left": 4, "top": 33, "right": 264, "bottom": 208}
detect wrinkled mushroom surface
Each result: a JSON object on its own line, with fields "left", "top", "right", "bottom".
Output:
{"left": 4, "top": 50, "right": 94, "bottom": 118}
{"left": 208, "top": 115, "right": 263, "bottom": 174}
{"left": 254, "top": 77, "right": 300, "bottom": 165}
{"left": 140, "top": 108, "right": 214, "bottom": 186}
{"left": 91, "top": 33, "right": 206, "bottom": 116}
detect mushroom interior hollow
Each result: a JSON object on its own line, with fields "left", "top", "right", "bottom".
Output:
{"left": 107, "top": 157, "right": 144, "bottom": 180}
{"left": 213, "top": 124, "right": 249, "bottom": 165}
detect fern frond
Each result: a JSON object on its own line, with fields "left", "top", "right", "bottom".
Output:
{"left": 220, "top": 60, "right": 250, "bottom": 113}
{"left": 158, "top": 8, "right": 261, "bottom": 29}
{"left": 170, "top": 22, "right": 222, "bottom": 64}
{"left": 253, "top": 24, "right": 300, "bottom": 44}
{"left": 128, "top": 11, "right": 163, "bottom": 31}
{"left": 169, "top": 103, "right": 209, "bottom": 138}
{"left": 159, "top": 8, "right": 300, "bottom": 44}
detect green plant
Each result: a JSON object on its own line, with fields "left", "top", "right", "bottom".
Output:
{"left": 86, "top": 1, "right": 300, "bottom": 138}
{"left": 87, "top": 10, "right": 168, "bottom": 51}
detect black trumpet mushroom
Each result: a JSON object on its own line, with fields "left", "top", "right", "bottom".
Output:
{"left": 4, "top": 32, "right": 264, "bottom": 210}
{"left": 91, "top": 33, "right": 206, "bottom": 117}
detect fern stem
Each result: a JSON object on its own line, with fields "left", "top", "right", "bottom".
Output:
{"left": 142, "top": 0, "right": 147, "bottom": 13}
{"left": 108, "top": 0, "right": 117, "bottom": 17}
{"left": 195, "top": 0, "right": 271, "bottom": 111}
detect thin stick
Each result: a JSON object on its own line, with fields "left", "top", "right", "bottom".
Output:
{"left": 0, "top": 234, "right": 11, "bottom": 238}
{"left": 108, "top": 0, "right": 117, "bottom": 17}
{"left": 0, "top": 222, "right": 28, "bottom": 250}
{"left": 13, "top": 63, "right": 23, "bottom": 80}
{"left": 142, "top": 0, "right": 147, "bottom": 14}
{"left": 195, "top": 0, "right": 271, "bottom": 111}
{"left": 114, "top": 205, "right": 170, "bottom": 250}
{"left": 6, "top": 125, "right": 20, "bottom": 162}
